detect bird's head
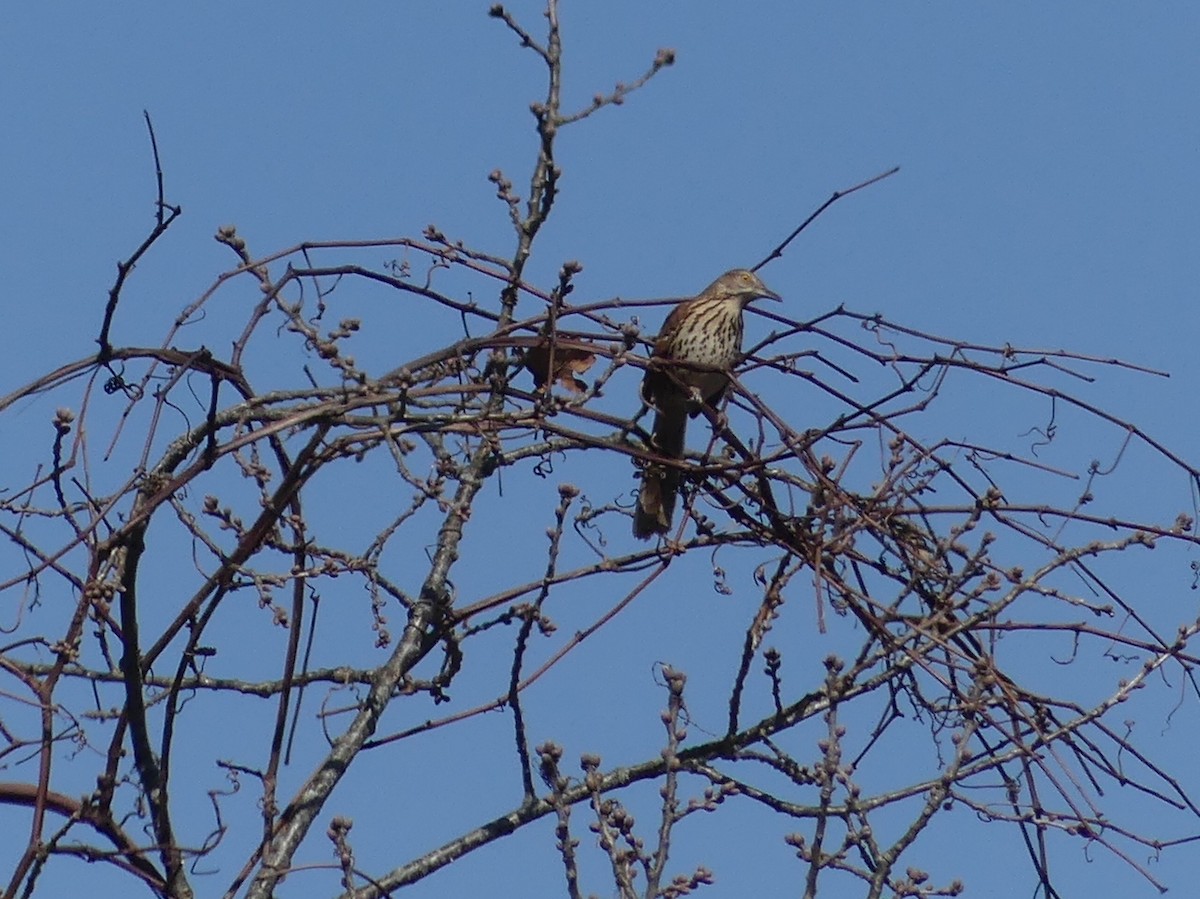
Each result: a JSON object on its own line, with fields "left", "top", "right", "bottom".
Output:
{"left": 708, "top": 269, "right": 783, "bottom": 304}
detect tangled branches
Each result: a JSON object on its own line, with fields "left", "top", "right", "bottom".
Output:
{"left": 1, "top": 4, "right": 1198, "bottom": 899}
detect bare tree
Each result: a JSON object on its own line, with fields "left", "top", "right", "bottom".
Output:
{"left": 2, "top": 4, "right": 1198, "bottom": 898}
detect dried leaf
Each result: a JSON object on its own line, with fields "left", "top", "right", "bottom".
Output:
{"left": 522, "top": 342, "right": 597, "bottom": 395}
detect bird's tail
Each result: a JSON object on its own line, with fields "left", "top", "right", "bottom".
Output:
{"left": 633, "top": 400, "right": 687, "bottom": 539}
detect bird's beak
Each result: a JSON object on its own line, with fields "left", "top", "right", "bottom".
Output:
{"left": 759, "top": 286, "right": 783, "bottom": 302}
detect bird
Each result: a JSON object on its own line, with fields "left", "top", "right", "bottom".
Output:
{"left": 633, "top": 268, "right": 782, "bottom": 539}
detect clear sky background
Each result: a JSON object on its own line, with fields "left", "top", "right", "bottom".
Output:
{"left": 2, "top": 3, "right": 1198, "bottom": 897}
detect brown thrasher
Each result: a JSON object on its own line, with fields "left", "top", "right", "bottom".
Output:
{"left": 633, "top": 268, "right": 782, "bottom": 539}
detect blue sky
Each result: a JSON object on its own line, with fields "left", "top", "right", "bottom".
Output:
{"left": 2, "top": 3, "right": 1198, "bottom": 897}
